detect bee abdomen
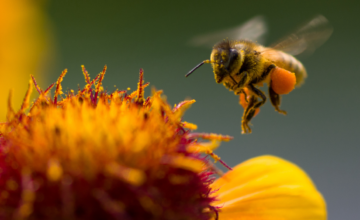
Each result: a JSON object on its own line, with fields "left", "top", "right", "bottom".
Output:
{"left": 275, "top": 51, "right": 307, "bottom": 87}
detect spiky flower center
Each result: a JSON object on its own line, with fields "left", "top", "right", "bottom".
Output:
{"left": 0, "top": 66, "right": 232, "bottom": 219}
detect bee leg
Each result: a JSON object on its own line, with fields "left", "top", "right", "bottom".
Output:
{"left": 269, "top": 85, "right": 287, "bottom": 115}
{"left": 235, "top": 71, "right": 249, "bottom": 89}
{"left": 236, "top": 89, "right": 249, "bottom": 103}
{"left": 224, "top": 82, "right": 233, "bottom": 90}
{"left": 241, "top": 85, "right": 266, "bottom": 134}
{"left": 261, "top": 64, "right": 276, "bottom": 79}
{"left": 241, "top": 95, "right": 257, "bottom": 134}
{"left": 247, "top": 84, "right": 266, "bottom": 109}
{"left": 243, "top": 95, "right": 257, "bottom": 115}
{"left": 242, "top": 110, "right": 256, "bottom": 134}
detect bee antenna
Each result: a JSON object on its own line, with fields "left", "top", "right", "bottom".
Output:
{"left": 185, "top": 60, "right": 212, "bottom": 77}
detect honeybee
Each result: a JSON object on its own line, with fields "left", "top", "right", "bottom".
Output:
{"left": 186, "top": 15, "right": 333, "bottom": 134}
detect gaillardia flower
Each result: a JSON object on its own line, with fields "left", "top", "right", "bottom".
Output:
{"left": 0, "top": 66, "right": 326, "bottom": 220}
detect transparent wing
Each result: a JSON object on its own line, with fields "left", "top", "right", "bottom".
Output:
{"left": 188, "top": 15, "right": 267, "bottom": 48}
{"left": 269, "top": 15, "right": 333, "bottom": 56}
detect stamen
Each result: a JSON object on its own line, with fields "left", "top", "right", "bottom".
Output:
{"left": 81, "top": 65, "right": 91, "bottom": 84}
{"left": 136, "top": 68, "right": 145, "bottom": 104}
{"left": 20, "top": 80, "right": 33, "bottom": 112}
{"left": 94, "top": 65, "right": 107, "bottom": 104}
{"left": 44, "top": 83, "right": 55, "bottom": 95}
{"left": 31, "top": 75, "right": 43, "bottom": 94}
{"left": 54, "top": 69, "right": 67, "bottom": 105}
{"left": 7, "top": 90, "right": 14, "bottom": 120}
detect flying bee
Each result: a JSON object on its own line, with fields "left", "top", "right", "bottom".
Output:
{"left": 185, "top": 15, "right": 333, "bottom": 134}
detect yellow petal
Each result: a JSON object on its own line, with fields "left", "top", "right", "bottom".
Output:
{"left": 211, "top": 155, "right": 326, "bottom": 220}
{"left": 0, "top": 0, "right": 54, "bottom": 120}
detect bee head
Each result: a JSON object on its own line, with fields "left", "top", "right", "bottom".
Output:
{"left": 185, "top": 40, "right": 240, "bottom": 81}
{"left": 211, "top": 40, "right": 240, "bottom": 83}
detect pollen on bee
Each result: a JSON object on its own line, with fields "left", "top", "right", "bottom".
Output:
{"left": 271, "top": 67, "right": 296, "bottom": 95}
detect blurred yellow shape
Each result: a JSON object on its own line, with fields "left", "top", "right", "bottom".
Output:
{"left": 212, "top": 155, "right": 326, "bottom": 220}
{"left": 0, "top": 0, "right": 53, "bottom": 121}
{"left": 47, "top": 159, "right": 63, "bottom": 181}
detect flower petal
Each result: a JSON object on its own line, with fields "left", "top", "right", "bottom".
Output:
{"left": 211, "top": 155, "right": 326, "bottom": 220}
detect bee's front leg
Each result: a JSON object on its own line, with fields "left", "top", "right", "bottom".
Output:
{"left": 241, "top": 84, "right": 266, "bottom": 134}
{"left": 224, "top": 82, "right": 233, "bottom": 90}
{"left": 228, "top": 71, "right": 250, "bottom": 91}
{"left": 235, "top": 71, "right": 250, "bottom": 89}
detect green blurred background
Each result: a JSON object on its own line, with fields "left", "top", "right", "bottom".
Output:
{"left": 9, "top": 0, "right": 360, "bottom": 219}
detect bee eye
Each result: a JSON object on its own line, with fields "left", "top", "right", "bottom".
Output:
{"left": 224, "top": 49, "right": 239, "bottom": 70}
{"left": 224, "top": 49, "right": 238, "bottom": 69}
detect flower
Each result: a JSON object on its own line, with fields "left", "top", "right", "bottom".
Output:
{"left": 0, "top": 66, "right": 232, "bottom": 219}
{"left": 0, "top": 66, "right": 326, "bottom": 220}
{"left": 0, "top": 0, "right": 54, "bottom": 121}
{"left": 211, "top": 155, "right": 326, "bottom": 220}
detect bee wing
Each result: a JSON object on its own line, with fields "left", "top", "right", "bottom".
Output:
{"left": 269, "top": 15, "right": 333, "bottom": 56}
{"left": 188, "top": 15, "right": 267, "bottom": 48}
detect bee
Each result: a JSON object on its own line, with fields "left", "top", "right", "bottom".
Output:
{"left": 185, "top": 15, "right": 333, "bottom": 134}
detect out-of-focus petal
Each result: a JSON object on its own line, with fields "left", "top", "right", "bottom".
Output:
{"left": 0, "top": 0, "right": 54, "bottom": 121}
{"left": 211, "top": 155, "right": 326, "bottom": 220}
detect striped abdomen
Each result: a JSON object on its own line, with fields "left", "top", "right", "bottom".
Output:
{"left": 264, "top": 49, "right": 307, "bottom": 86}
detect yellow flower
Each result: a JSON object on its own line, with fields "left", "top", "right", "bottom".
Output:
{"left": 211, "top": 156, "right": 326, "bottom": 220}
{"left": 0, "top": 66, "right": 231, "bottom": 219}
{"left": 0, "top": 66, "right": 326, "bottom": 220}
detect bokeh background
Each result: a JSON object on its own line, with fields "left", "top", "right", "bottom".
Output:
{"left": 2, "top": 0, "right": 359, "bottom": 219}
